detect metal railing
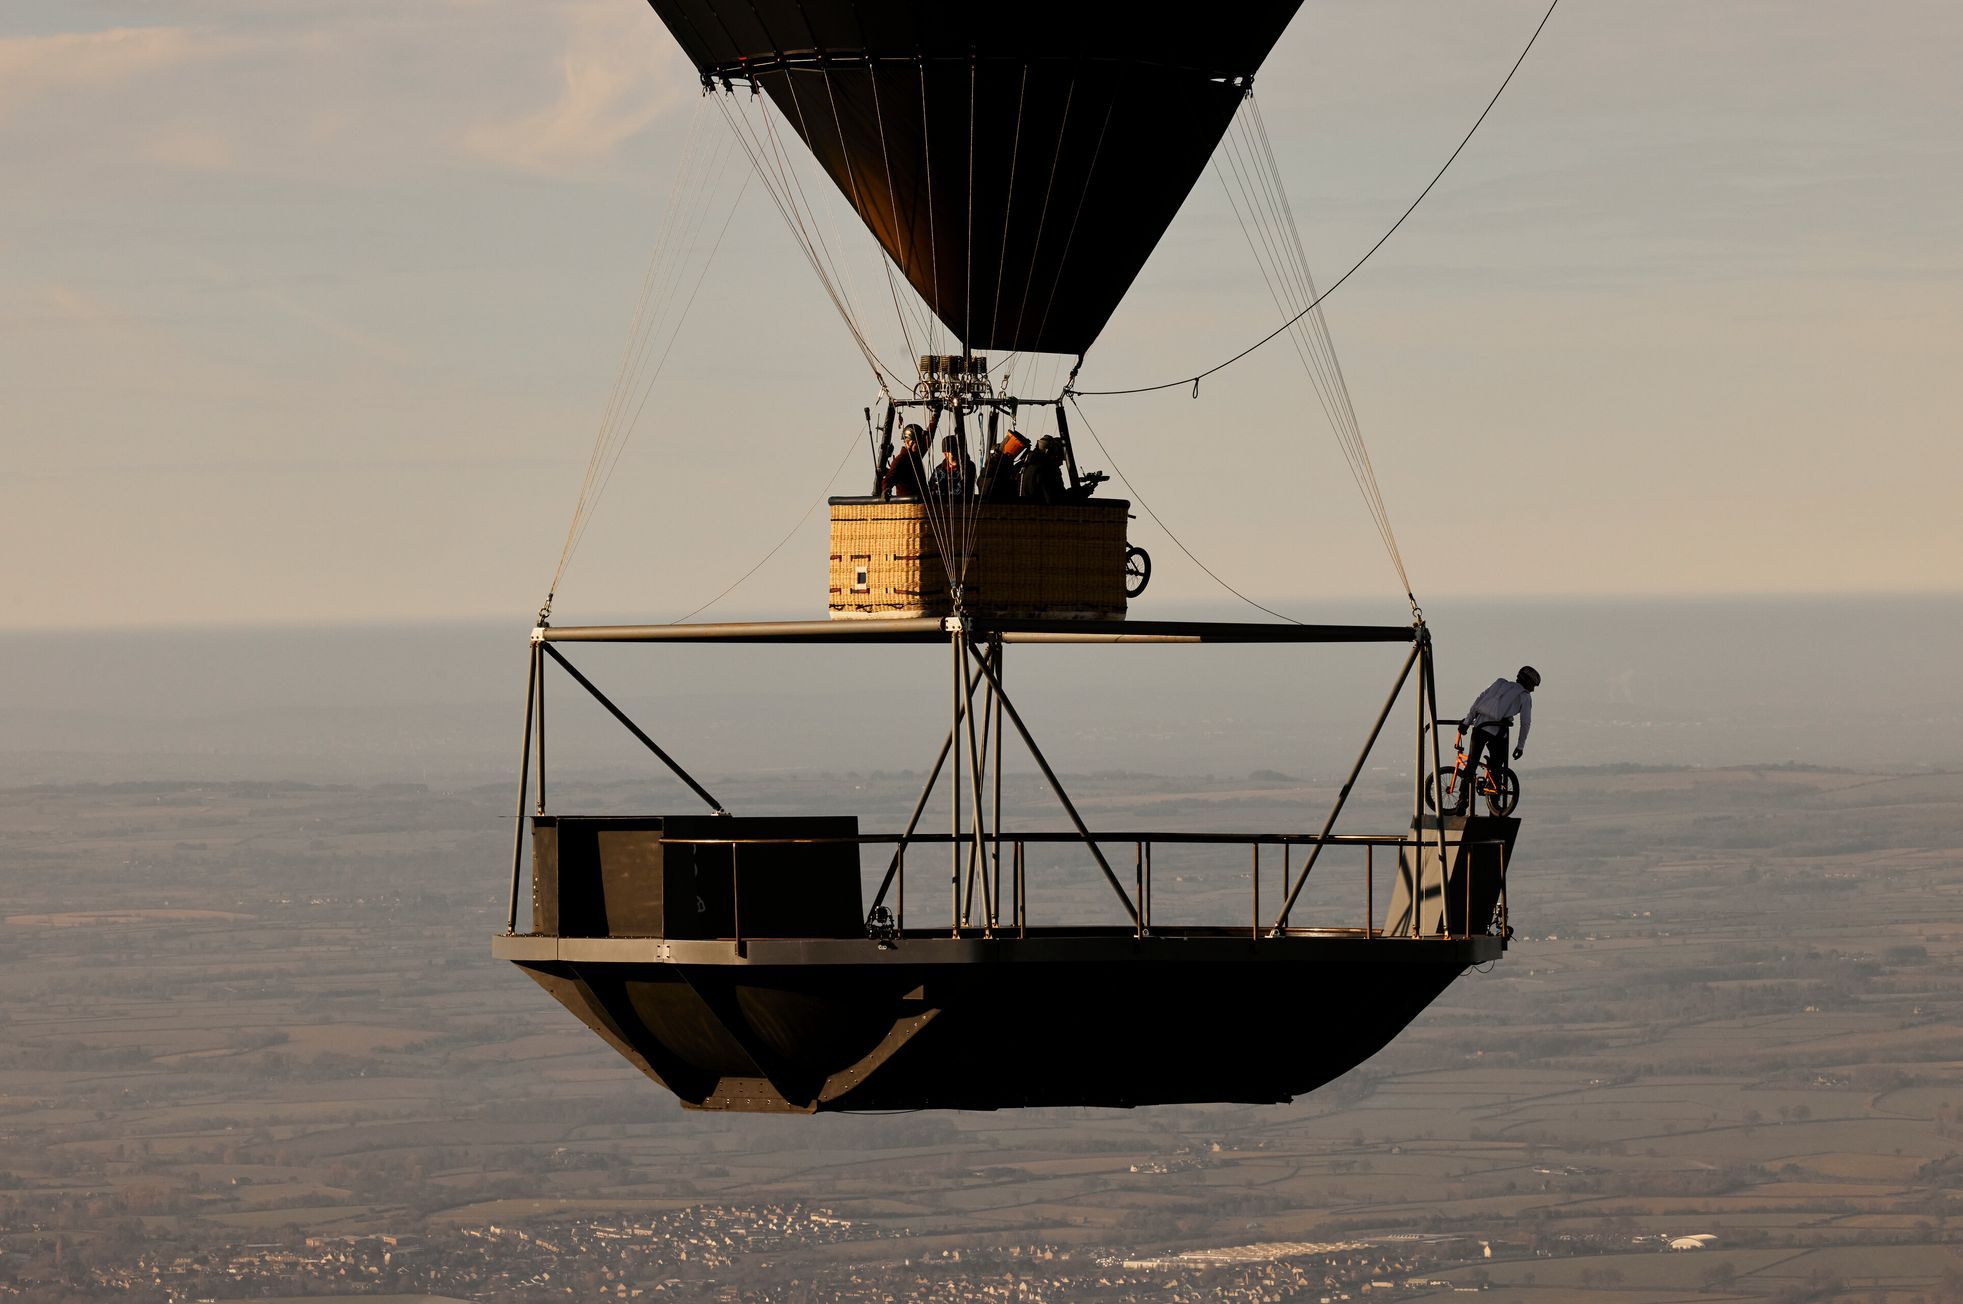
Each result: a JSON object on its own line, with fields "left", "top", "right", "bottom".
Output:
{"left": 652, "top": 827, "right": 1508, "bottom": 946}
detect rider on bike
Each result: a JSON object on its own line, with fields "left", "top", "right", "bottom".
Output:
{"left": 1451, "top": 665, "right": 1540, "bottom": 814}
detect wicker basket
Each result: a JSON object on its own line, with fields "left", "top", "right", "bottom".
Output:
{"left": 828, "top": 497, "right": 1129, "bottom": 620}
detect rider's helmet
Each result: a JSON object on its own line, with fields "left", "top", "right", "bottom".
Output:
{"left": 1517, "top": 665, "right": 1541, "bottom": 690}
{"left": 901, "top": 423, "right": 925, "bottom": 448}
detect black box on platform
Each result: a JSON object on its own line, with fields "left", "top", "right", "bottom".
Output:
{"left": 530, "top": 815, "right": 863, "bottom": 939}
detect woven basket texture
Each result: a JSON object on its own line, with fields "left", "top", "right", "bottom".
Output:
{"left": 829, "top": 501, "right": 1127, "bottom": 620}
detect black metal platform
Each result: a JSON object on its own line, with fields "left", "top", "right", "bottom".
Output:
{"left": 496, "top": 612, "right": 1514, "bottom": 1113}
{"left": 498, "top": 813, "right": 1514, "bottom": 1113}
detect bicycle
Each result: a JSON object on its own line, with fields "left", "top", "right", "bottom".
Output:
{"left": 1423, "top": 726, "right": 1521, "bottom": 817}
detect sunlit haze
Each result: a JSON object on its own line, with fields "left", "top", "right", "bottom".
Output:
{"left": 4, "top": 0, "right": 1958, "bottom": 630}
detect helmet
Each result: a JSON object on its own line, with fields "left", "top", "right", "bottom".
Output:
{"left": 1517, "top": 665, "right": 1541, "bottom": 690}
{"left": 1035, "top": 435, "right": 1060, "bottom": 457}
{"left": 941, "top": 434, "right": 960, "bottom": 454}
{"left": 902, "top": 423, "right": 925, "bottom": 446}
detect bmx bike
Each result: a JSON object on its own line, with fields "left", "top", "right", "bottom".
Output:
{"left": 1423, "top": 726, "right": 1521, "bottom": 817}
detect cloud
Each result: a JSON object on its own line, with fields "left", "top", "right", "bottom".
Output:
{"left": 462, "top": 0, "right": 695, "bottom": 174}
{"left": 1, "top": 4, "right": 698, "bottom": 182}
{"left": 0, "top": 26, "right": 209, "bottom": 120}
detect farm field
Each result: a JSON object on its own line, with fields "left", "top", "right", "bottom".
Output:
{"left": 1, "top": 764, "right": 1960, "bottom": 1300}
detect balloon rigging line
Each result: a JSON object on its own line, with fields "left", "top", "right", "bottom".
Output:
{"left": 988, "top": 65, "right": 1031, "bottom": 353}
{"left": 1030, "top": 100, "right": 1116, "bottom": 359}
{"left": 1213, "top": 99, "right": 1410, "bottom": 599}
{"left": 860, "top": 59, "right": 925, "bottom": 361}
{"left": 1010, "top": 78, "right": 1077, "bottom": 354}
{"left": 550, "top": 100, "right": 711, "bottom": 603}
{"left": 1249, "top": 96, "right": 1410, "bottom": 597}
{"left": 712, "top": 89, "right": 905, "bottom": 389}
{"left": 1070, "top": 0, "right": 1561, "bottom": 400}
{"left": 669, "top": 420, "right": 867, "bottom": 625}
{"left": 758, "top": 84, "right": 891, "bottom": 375}
{"left": 777, "top": 71, "right": 887, "bottom": 379}
{"left": 549, "top": 104, "right": 745, "bottom": 608}
{"left": 562, "top": 167, "right": 751, "bottom": 579}
{"left": 574, "top": 165, "right": 753, "bottom": 568}
{"left": 1067, "top": 397, "right": 1303, "bottom": 626}
{"left": 919, "top": 63, "right": 945, "bottom": 360}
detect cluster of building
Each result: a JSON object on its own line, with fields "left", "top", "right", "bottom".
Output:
{"left": 1, "top": 1217, "right": 1510, "bottom": 1302}
{"left": 0, "top": 1208, "right": 1601, "bottom": 1301}
{"left": 23, "top": 1204, "right": 881, "bottom": 1302}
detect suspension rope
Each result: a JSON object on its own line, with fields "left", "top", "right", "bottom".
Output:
{"left": 1210, "top": 97, "right": 1411, "bottom": 601}
{"left": 1010, "top": 77, "right": 1076, "bottom": 351}
{"left": 563, "top": 160, "right": 752, "bottom": 575}
{"left": 774, "top": 70, "right": 884, "bottom": 377}
{"left": 711, "top": 87, "right": 905, "bottom": 389}
{"left": 989, "top": 64, "right": 1030, "bottom": 353}
{"left": 1070, "top": 0, "right": 1561, "bottom": 400}
{"left": 1029, "top": 98, "right": 1116, "bottom": 360}
{"left": 545, "top": 102, "right": 744, "bottom": 613}
{"left": 859, "top": 56, "right": 926, "bottom": 363}
{"left": 918, "top": 59, "right": 944, "bottom": 357}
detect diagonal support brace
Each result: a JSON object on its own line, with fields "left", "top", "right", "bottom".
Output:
{"left": 1273, "top": 640, "right": 1420, "bottom": 932}
{"left": 540, "top": 642, "right": 727, "bottom": 815}
{"left": 968, "top": 644, "right": 1138, "bottom": 924}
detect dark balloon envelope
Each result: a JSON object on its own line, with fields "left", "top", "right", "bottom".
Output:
{"left": 646, "top": 0, "right": 1306, "bottom": 354}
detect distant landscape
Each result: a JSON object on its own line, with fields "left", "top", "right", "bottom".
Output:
{"left": 3, "top": 597, "right": 1962, "bottom": 1301}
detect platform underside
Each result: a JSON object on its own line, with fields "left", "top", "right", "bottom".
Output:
{"left": 496, "top": 929, "right": 1499, "bottom": 1112}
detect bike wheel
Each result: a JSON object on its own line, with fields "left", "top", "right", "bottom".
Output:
{"left": 1423, "top": 761, "right": 1463, "bottom": 811}
{"left": 1486, "top": 766, "right": 1520, "bottom": 817}
{"left": 1124, "top": 545, "right": 1152, "bottom": 598}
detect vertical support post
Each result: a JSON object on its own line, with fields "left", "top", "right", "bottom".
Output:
{"left": 1413, "top": 639, "right": 1429, "bottom": 932}
{"left": 867, "top": 661, "right": 988, "bottom": 915}
{"left": 1144, "top": 841, "right": 1153, "bottom": 932}
{"left": 1014, "top": 841, "right": 1025, "bottom": 937}
{"left": 1465, "top": 830, "right": 1474, "bottom": 941}
{"left": 1423, "top": 636, "right": 1451, "bottom": 936}
{"left": 1499, "top": 854, "right": 1509, "bottom": 945}
{"left": 1251, "top": 844, "right": 1260, "bottom": 940}
{"left": 950, "top": 631, "right": 962, "bottom": 935}
{"left": 1135, "top": 842, "right": 1145, "bottom": 941}
{"left": 1366, "top": 843, "right": 1375, "bottom": 939}
{"left": 991, "top": 636, "right": 1005, "bottom": 931}
{"left": 731, "top": 844, "right": 742, "bottom": 953}
{"left": 897, "top": 843, "right": 906, "bottom": 933}
{"left": 505, "top": 642, "right": 539, "bottom": 935}
{"left": 534, "top": 642, "right": 546, "bottom": 814}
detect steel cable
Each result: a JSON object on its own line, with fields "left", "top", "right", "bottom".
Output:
{"left": 1069, "top": 0, "right": 1561, "bottom": 400}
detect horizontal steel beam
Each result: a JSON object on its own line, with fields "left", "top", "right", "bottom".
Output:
{"left": 539, "top": 618, "right": 1417, "bottom": 645}
{"left": 495, "top": 930, "right": 1504, "bottom": 968}
{"left": 541, "top": 619, "right": 946, "bottom": 643}
{"left": 640, "top": 829, "right": 1504, "bottom": 848}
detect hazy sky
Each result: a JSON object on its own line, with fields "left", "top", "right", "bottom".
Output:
{"left": 3, "top": 0, "right": 1958, "bottom": 631}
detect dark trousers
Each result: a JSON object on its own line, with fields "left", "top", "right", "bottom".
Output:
{"left": 1455, "top": 726, "right": 1509, "bottom": 810}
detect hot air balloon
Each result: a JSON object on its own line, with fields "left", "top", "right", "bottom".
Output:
{"left": 492, "top": 0, "right": 1528, "bottom": 1113}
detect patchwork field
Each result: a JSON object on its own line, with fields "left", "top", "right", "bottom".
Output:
{"left": 1, "top": 765, "right": 1960, "bottom": 1299}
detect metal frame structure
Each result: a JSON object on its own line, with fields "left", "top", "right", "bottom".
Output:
{"left": 503, "top": 615, "right": 1495, "bottom": 947}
